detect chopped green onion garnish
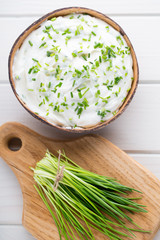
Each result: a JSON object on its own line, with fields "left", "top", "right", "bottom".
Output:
{"left": 95, "top": 89, "right": 101, "bottom": 98}
{"left": 39, "top": 42, "right": 46, "bottom": 48}
{"left": 72, "top": 80, "right": 76, "bottom": 87}
{"left": 48, "top": 82, "right": 51, "bottom": 88}
{"left": 91, "top": 31, "right": 96, "bottom": 36}
{"left": 95, "top": 61, "right": 99, "bottom": 67}
{"left": 69, "top": 15, "right": 74, "bottom": 19}
{"left": 28, "top": 67, "right": 33, "bottom": 74}
{"left": 72, "top": 52, "right": 77, "bottom": 57}
{"left": 65, "top": 36, "right": 71, "bottom": 45}
{"left": 116, "top": 36, "right": 124, "bottom": 46}
{"left": 75, "top": 69, "right": 82, "bottom": 78}
{"left": 62, "top": 28, "right": 71, "bottom": 35}
{"left": 45, "top": 96, "right": 49, "bottom": 102}
{"left": 106, "top": 26, "right": 109, "bottom": 32}
{"left": 28, "top": 40, "right": 33, "bottom": 46}
{"left": 50, "top": 17, "right": 56, "bottom": 21}
{"left": 82, "top": 88, "right": 89, "bottom": 97}
{"left": 94, "top": 42, "right": 103, "bottom": 49}
{"left": 115, "top": 76, "right": 123, "bottom": 85}
{"left": 82, "top": 54, "right": 87, "bottom": 61}
{"left": 51, "top": 26, "right": 59, "bottom": 34}
{"left": 55, "top": 54, "right": 59, "bottom": 62}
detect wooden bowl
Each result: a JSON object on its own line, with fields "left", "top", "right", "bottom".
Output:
{"left": 8, "top": 7, "right": 139, "bottom": 133}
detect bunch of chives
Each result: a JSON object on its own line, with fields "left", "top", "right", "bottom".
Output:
{"left": 32, "top": 151, "right": 150, "bottom": 240}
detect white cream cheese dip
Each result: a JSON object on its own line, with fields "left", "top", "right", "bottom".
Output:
{"left": 13, "top": 14, "right": 133, "bottom": 128}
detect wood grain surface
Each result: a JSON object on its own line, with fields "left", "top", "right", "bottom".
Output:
{"left": 0, "top": 122, "right": 160, "bottom": 240}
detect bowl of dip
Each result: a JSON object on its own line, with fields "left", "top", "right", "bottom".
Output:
{"left": 9, "top": 7, "right": 139, "bottom": 132}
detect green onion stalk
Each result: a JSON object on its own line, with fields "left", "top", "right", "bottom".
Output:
{"left": 32, "top": 151, "right": 150, "bottom": 240}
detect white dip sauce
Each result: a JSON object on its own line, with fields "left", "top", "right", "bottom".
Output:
{"left": 13, "top": 14, "right": 133, "bottom": 128}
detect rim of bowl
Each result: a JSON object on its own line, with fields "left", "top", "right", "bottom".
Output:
{"left": 8, "top": 7, "right": 139, "bottom": 133}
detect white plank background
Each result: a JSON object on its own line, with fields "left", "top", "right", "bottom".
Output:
{"left": 0, "top": 0, "right": 160, "bottom": 239}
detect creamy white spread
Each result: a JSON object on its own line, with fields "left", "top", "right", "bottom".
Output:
{"left": 13, "top": 14, "right": 133, "bottom": 128}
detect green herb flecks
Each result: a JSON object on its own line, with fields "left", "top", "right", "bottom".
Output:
{"left": 98, "top": 109, "right": 111, "bottom": 119}
{"left": 46, "top": 51, "right": 54, "bottom": 57}
{"left": 45, "top": 96, "right": 49, "bottom": 102}
{"left": 69, "top": 15, "right": 74, "bottom": 19}
{"left": 101, "top": 46, "right": 116, "bottom": 61}
{"left": 55, "top": 54, "right": 59, "bottom": 62}
{"left": 75, "top": 69, "right": 82, "bottom": 78}
{"left": 72, "top": 52, "right": 77, "bottom": 58}
{"left": 55, "top": 65, "right": 62, "bottom": 80}
{"left": 75, "top": 98, "right": 89, "bottom": 118}
{"left": 39, "top": 42, "right": 46, "bottom": 48}
{"left": 94, "top": 42, "right": 103, "bottom": 49}
{"left": 95, "top": 89, "right": 101, "bottom": 98}
{"left": 81, "top": 54, "right": 87, "bottom": 61}
{"left": 95, "top": 60, "right": 100, "bottom": 67}
{"left": 117, "top": 36, "right": 124, "bottom": 46}
{"left": 107, "top": 85, "right": 113, "bottom": 90}
{"left": 32, "top": 58, "right": 38, "bottom": 63}
{"left": 72, "top": 79, "right": 76, "bottom": 87}
{"left": 51, "top": 26, "right": 59, "bottom": 34}
{"left": 28, "top": 65, "right": 40, "bottom": 74}
{"left": 65, "top": 36, "right": 71, "bottom": 45}
{"left": 75, "top": 25, "right": 83, "bottom": 36}
{"left": 48, "top": 82, "right": 51, "bottom": 88}
{"left": 77, "top": 89, "right": 82, "bottom": 99}
{"left": 43, "top": 26, "right": 53, "bottom": 39}
{"left": 106, "top": 26, "right": 109, "bottom": 32}
{"left": 62, "top": 28, "right": 71, "bottom": 35}
{"left": 50, "top": 17, "right": 56, "bottom": 21}
{"left": 91, "top": 31, "right": 96, "bottom": 36}
{"left": 115, "top": 76, "right": 123, "bottom": 85}
{"left": 28, "top": 40, "right": 33, "bottom": 46}
{"left": 70, "top": 92, "right": 73, "bottom": 98}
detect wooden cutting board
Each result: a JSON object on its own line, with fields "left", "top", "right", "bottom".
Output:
{"left": 0, "top": 122, "right": 160, "bottom": 240}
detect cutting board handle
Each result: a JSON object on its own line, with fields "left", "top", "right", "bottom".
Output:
{"left": 0, "top": 122, "right": 160, "bottom": 240}
{"left": 0, "top": 122, "right": 47, "bottom": 182}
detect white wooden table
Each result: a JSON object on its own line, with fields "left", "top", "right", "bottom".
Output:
{"left": 0, "top": 0, "right": 160, "bottom": 239}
